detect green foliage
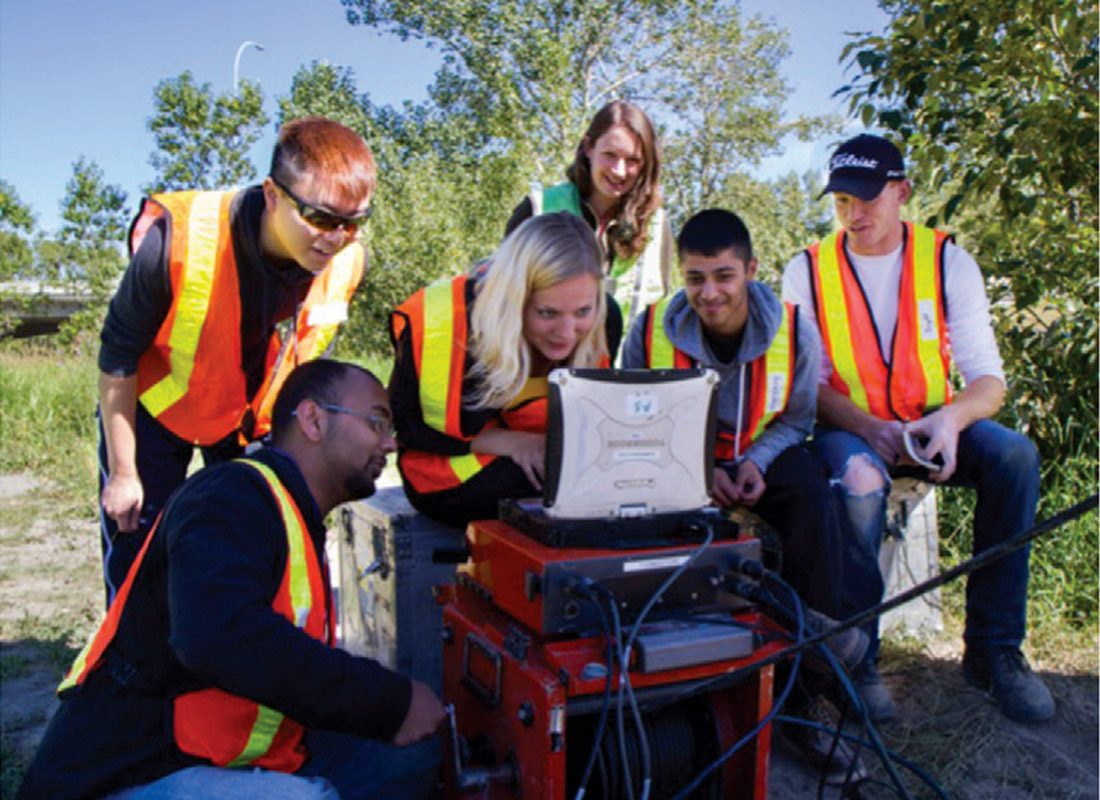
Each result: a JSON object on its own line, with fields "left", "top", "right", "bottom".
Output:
{"left": 652, "top": 0, "right": 840, "bottom": 216}
{"left": 0, "top": 180, "right": 36, "bottom": 281}
{"left": 0, "top": 181, "right": 39, "bottom": 336}
{"left": 710, "top": 170, "right": 835, "bottom": 287}
{"left": 32, "top": 159, "right": 130, "bottom": 343}
{"left": 938, "top": 451, "right": 1098, "bottom": 634}
{"left": 278, "top": 61, "right": 372, "bottom": 134}
{"left": 340, "top": 0, "right": 835, "bottom": 206}
{"left": 147, "top": 71, "right": 269, "bottom": 193}
{"left": 0, "top": 347, "right": 99, "bottom": 500}
{"left": 278, "top": 61, "right": 524, "bottom": 355}
{"left": 328, "top": 0, "right": 838, "bottom": 353}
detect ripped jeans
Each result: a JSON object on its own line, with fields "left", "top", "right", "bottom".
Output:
{"left": 813, "top": 420, "right": 1041, "bottom": 662}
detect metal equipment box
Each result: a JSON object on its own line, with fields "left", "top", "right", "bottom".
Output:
{"left": 336, "top": 486, "right": 467, "bottom": 693}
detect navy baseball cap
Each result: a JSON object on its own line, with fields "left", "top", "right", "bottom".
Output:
{"left": 820, "top": 134, "right": 906, "bottom": 200}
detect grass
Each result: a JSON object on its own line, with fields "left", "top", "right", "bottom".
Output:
{"left": 0, "top": 345, "right": 99, "bottom": 508}
{"left": 936, "top": 451, "right": 1099, "bottom": 660}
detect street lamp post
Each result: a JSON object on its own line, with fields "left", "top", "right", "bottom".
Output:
{"left": 233, "top": 41, "right": 265, "bottom": 95}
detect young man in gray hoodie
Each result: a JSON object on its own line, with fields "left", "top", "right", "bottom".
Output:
{"left": 622, "top": 209, "right": 869, "bottom": 776}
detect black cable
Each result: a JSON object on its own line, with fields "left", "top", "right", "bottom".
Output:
{"left": 619, "top": 520, "right": 716, "bottom": 800}
{"left": 571, "top": 581, "right": 617, "bottom": 800}
{"left": 757, "top": 568, "right": 915, "bottom": 800}
{"left": 668, "top": 567, "right": 807, "bottom": 800}
{"left": 599, "top": 583, "right": 635, "bottom": 800}
{"left": 648, "top": 494, "right": 1099, "bottom": 712}
{"left": 774, "top": 717, "right": 950, "bottom": 800}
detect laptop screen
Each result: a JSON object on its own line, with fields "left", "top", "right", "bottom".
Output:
{"left": 542, "top": 368, "right": 718, "bottom": 519}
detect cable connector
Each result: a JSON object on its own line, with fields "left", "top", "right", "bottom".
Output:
{"left": 725, "top": 552, "right": 766, "bottom": 579}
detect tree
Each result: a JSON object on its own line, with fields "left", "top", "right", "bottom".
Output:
{"left": 340, "top": 0, "right": 833, "bottom": 195}
{"left": 334, "top": 0, "right": 833, "bottom": 353}
{"left": 277, "top": 61, "right": 372, "bottom": 134}
{"left": 0, "top": 181, "right": 39, "bottom": 335}
{"left": 147, "top": 71, "right": 268, "bottom": 193}
{"left": 723, "top": 171, "right": 833, "bottom": 286}
{"left": 645, "top": 0, "right": 837, "bottom": 217}
{"left": 840, "top": 0, "right": 1098, "bottom": 461}
{"left": 277, "top": 61, "right": 517, "bottom": 355}
{"left": 0, "top": 180, "right": 36, "bottom": 281}
{"left": 37, "top": 158, "right": 130, "bottom": 341}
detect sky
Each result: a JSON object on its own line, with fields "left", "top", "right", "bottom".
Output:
{"left": 0, "top": 0, "right": 888, "bottom": 233}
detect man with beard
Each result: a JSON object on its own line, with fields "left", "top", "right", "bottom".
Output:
{"left": 18, "top": 360, "right": 446, "bottom": 800}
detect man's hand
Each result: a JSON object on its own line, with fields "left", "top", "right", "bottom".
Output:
{"left": 905, "top": 407, "right": 962, "bottom": 482}
{"left": 730, "top": 459, "right": 766, "bottom": 507}
{"left": 101, "top": 472, "right": 144, "bottom": 533}
{"left": 711, "top": 468, "right": 738, "bottom": 508}
{"left": 864, "top": 418, "right": 907, "bottom": 467}
{"left": 392, "top": 679, "right": 446, "bottom": 746}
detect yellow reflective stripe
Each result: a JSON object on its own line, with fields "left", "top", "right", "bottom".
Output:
{"left": 420, "top": 280, "right": 456, "bottom": 433}
{"left": 449, "top": 453, "right": 486, "bottom": 483}
{"left": 227, "top": 705, "right": 285, "bottom": 767}
{"left": 817, "top": 234, "right": 870, "bottom": 414}
{"left": 58, "top": 635, "right": 96, "bottom": 693}
{"left": 911, "top": 226, "right": 947, "bottom": 409}
{"left": 753, "top": 307, "right": 791, "bottom": 439}
{"left": 244, "top": 461, "right": 312, "bottom": 624}
{"left": 648, "top": 297, "right": 676, "bottom": 368}
{"left": 224, "top": 460, "right": 310, "bottom": 767}
{"left": 140, "top": 193, "right": 222, "bottom": 418}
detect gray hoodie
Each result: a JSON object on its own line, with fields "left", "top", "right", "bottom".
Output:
{"left": 622, "top": 280, "right": 821, "bottom": 473}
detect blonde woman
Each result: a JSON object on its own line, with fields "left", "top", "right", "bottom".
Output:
{"left": 390, "top": 212, "right": 611, "bottom": 524}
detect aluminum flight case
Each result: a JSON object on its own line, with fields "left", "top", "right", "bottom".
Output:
{"left": 336, "top": 485, "right": 467, "bottom": 693}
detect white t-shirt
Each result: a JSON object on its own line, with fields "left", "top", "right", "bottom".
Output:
{"left": 781, "top": 236, "right": 1004, "bottom": 386}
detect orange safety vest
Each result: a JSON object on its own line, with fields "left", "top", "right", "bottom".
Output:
{"left": 59, "top": 460, "right": 331, "bottom": 772}
{"left": 643, "top": 295, "right": 796, "bottom": 460}
{"left": 391, "top": 274, "right": 549, "bottom": 494}
{"left": 806, "top": 222, "right": 952, "bottom": 422}
{"left": 132, "top": 191, "right": 364, "bottom": 445}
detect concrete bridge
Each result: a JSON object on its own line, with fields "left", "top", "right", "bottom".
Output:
{"left": 0, "top": 282, "right": 94, "bottom": 338}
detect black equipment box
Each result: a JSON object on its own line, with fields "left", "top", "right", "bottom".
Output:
{"left": 336, "top": 486, "right": 466, "bottom": 693}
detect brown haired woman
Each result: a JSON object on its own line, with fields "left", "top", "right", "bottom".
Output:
{"left": 505, "top": 100, "right": 674, "bottom": 356}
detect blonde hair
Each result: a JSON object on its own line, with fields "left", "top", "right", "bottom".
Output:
{"left": 467, "top": 212, "right": 607, "bottom": 410}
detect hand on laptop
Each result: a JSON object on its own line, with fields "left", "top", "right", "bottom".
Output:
{"left": 471, "top": 429, "right": 545, "bottom": 490}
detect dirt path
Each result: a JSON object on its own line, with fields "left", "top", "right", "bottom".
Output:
{"left": 1, "top": 472, "right": 1096, "bottom": 798}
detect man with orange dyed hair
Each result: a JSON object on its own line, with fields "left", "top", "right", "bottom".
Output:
{"left": 97, "top": 116, "right": 374, "bottom": 604}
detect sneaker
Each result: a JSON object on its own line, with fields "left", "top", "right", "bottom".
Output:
{"left": 962, "top": 646, "right": 1055, "bottom": 724}
{"left": 853, "top": 660, "right": 897, "bottom": 723}
{"left": 780, "top": 694, "right": 868, "bottom": 785}
{"left": 802, "top": 608, "right": 870, "bottom": 672}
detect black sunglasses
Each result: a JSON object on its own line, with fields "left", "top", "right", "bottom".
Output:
{"left": 269, "top": 174, "right": 372, "bottom": 233}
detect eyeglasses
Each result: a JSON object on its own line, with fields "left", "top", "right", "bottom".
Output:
{"left": 269, "top": 174, "right": 372, "bottom": 234}
{"left": 317, "top": 403, "right": 394, "bottom": 438}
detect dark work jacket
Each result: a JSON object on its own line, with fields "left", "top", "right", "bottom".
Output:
{"left": 17, "top": 448, "right": 412, "bottom": 800}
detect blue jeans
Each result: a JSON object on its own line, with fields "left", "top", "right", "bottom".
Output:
{"left": 103, "top": 730, "right": 441, "bottom": 800}
{"left": 813, "top": 419, "right": 1040, "bottom": 661}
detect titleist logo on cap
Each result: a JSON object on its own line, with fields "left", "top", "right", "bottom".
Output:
{"left": 831, "top": 153, "right": 880, "bottom": 171}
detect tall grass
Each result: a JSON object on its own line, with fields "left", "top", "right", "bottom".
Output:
{"left": 0, "top": 346, "right": 99, "bottom": 506}
{"left": 936, "top": 449, "right": 1098, "bottom": 662}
